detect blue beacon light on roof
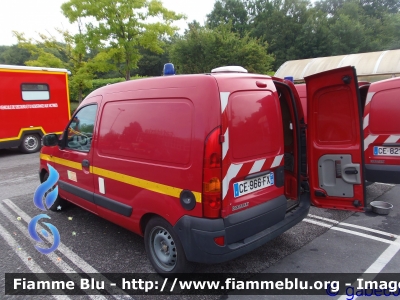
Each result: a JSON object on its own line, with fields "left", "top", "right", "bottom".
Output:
{"left": 284, "top": 76, "right": 294, "bottom": 83}
{"left": 163, "top": 63, "right": 176, "bottom": 76}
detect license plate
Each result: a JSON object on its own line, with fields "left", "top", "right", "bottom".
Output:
{"left": 233, "top": 173, "right": 274, "bottom": 198}
{"left": 374, "top": 146, "right": 400, "bottom": 156}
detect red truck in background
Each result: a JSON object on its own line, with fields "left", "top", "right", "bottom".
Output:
{"left": 295, "top": 78, "right": 400, "bottom": 184}
{"left": 0, "top": 64, "right": 71, "bottom": 153}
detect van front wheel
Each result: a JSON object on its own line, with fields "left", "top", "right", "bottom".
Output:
{"left": 144, "top": 217, "right": 193, "bottom": 275}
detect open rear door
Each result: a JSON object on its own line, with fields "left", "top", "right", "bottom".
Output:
{"left": 305, "top": 67, "right": 365, "bottom": 211}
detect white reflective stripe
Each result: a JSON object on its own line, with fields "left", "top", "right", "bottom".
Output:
{"left": 222, "top": 128, "right": 229, "bottom": 160}
{"left": 363, "top": 114, "right": 369, "bottom": 130}
{"left": 98, "top": 177, "right": 105, "bottom": 194}
{"left": 271, "top": 154, "right": 284, "bottom": 168}
{"left": 384, "top": 135, "right": 400, "bottom": 144}
{"left": 365, "top": 92, "right": 375, "bottom": 106}
{"left": 249, "top": 159, "right": 266, "bottom": 174}
{"left": 222, "top": 163, "right": 243, "bottom": 199}
{"left": 364, "top": 134, "right": 379, "bottom": 150}
{"left": 220, "top": 92, "right": 230, "bottom": 113}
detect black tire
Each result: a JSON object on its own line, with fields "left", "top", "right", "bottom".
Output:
{"left": 19, "top": 134, "right": 41, "bottom": 153}
{"left": 42, "top": 172, "right": 69, "bottom": 212}
{"left": 144, "top": 216, "right": 194, "bottom": 276}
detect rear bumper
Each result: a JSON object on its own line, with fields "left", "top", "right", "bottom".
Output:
{"left": 174, "top": 193, "right": 310, "bottom": 264}
{"left": 365, "top": 164, "right": 400, "bottom": 184}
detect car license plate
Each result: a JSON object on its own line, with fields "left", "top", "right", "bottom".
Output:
{"left": 374, "top": 146, "right": 400, "bottom": 156}
{"left": 233, "top": 173, "right": 274, "bottom": 198}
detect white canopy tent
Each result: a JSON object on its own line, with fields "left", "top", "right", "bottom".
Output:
{"left": 274, "top": 49, "right": 400, "bottom": 82}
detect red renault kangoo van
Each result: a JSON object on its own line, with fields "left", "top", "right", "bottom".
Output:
{"left": 40, "top": 66, "right": 367, "bottom": 275}
{"left": 363, "top": 77, "right": 400, "bottom": 184}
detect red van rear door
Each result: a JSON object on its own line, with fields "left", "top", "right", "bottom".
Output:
{"left": 305, "top": 67, "right": 365, "bottom": 211}
{"left": 216, "top": 75, "right": 285, "bottom": 218}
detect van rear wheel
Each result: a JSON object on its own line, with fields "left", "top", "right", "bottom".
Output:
{"left": 144, "top": 217, "right": 194, "bottom": 275}
{"left": 19, "top": 134, "right": 41, "bottom": 153}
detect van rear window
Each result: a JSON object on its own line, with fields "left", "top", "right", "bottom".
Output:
{"left": 369, "top": 89, "right": 400, "bottom": 134}
{"left": 228, "top": 91, "right": 283, "bottom": 161}
{"left": 97, "top": 100, "right": 192, "bottom": 165}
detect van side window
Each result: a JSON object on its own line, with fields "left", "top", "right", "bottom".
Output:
{"left": 66, "top": 104, "right": 97, "bottom": 151}
{"left": 21, "top": 83, "right": 50, "bottom": 101}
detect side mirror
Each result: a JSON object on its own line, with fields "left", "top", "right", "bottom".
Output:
{"left": 42, "top": 134, "right": 59, "bottom": 147}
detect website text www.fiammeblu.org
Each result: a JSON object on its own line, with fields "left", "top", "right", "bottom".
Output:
{"left": 6, "top": 273, "right": 400, "bottom": 297}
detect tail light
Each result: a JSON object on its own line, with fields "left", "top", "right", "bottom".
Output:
{"left": 202, "top": 127, "right": 222, "bottom": 218}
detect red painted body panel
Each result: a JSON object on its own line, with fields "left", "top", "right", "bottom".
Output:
{"left": 59, "top": 149, "right": 97, "bottom": 213}
{"left": 296, "top": 81, "right": 371, "bottom": 125}
{"left": 214, "top": 74, "right": 286, "bottom": 218}
{"left": 0, "top": 67, "right": 70, "bottom": 144}
{"left": 305, "top": 67, "right": 365, "bottom": 210}
{"left": 294, "top": 83, "right": 307, "bottom": 123}
{"left": 82, "top": 75, "right": 220, "bottom": 231}
{"left": 363, "top": 77, "right": 400, "bottom": 167}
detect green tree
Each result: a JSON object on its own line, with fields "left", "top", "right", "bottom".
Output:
{"left": 207, "top": 0, "right": 250, "bottom": 37}
{"left": 134, "top": 41, "right": 172, "bottom": 76}
{"left": 13, "top": 32, "right": 66, "bottom": 68}
{"left": 379, "top": 13, "right": 400, "bottom": 49}
{"left": 170, "top": 23, "right": 274, "bottom": 74}
{"left": 14, "top": 28, "right": 116, "bottom": 102}
{"left": 250, "top": 0, "right": 311, "bottom": 69}
{"left": 313, "top": 0, "right": 400, "bottom": 55}
{"left": 292, "top": 8, "right": 331, "bottom": 59}
{"left": 326, "top": 1, "right": 368, "bottom": 55}
{"left": 204, "top": 0, "right": 400, "bottom": 71}
{"left": 61, "top": 0, "right": 185, "bottom": 80}
{"left": 315, "top": 0, "right": 400, "bottom": 18}
{"left": 0, "top": 45, "right": 31, "bottom": 65}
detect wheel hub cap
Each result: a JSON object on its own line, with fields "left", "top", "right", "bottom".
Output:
{"left": 150, "top": 226, "right": 177, "bottom": 271}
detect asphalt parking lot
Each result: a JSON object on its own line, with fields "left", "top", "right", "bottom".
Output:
{"left": 1, "top": 148, "right": 399, "bottom": 300}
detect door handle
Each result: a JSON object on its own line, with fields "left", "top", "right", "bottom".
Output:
{"left": 82, "top": 159, "right": 90, "bottom": 168}
{"left": 342, "top": 163, "right": 361, "bottom": 184}
{"left": 345, "top": 170, "right": 358, "bottom": 175}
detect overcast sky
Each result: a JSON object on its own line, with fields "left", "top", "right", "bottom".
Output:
{"left": 0, "top": 0, "right": 217, "bottom": 46}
